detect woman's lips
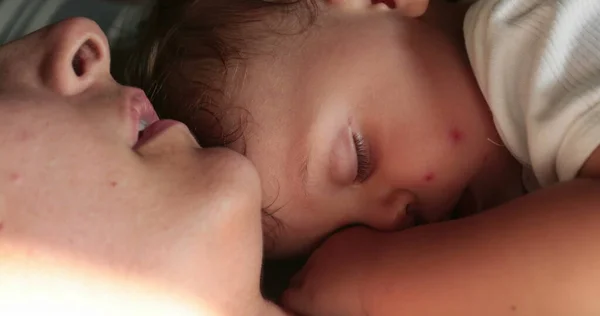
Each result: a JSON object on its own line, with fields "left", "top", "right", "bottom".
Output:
{"left": 134, "top": 119, "right": 181, "bottom": 149}
{"left": 136, "top": 93, "right": 159, "bottom": 124}
{"left": 129, "top": 90, "right": 159, "bottom": 146}
{"left": 128, "top": 90, "right": 189, "bottom": 149}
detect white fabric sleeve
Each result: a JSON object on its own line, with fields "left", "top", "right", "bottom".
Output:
{"left": 464, "top": 0, "right": 600, "bottom": 186}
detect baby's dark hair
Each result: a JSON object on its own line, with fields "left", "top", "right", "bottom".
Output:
{"left": 116, "top": 0, "right": 319, "bottom": 251}
{"left": 120, "top": 0, "right": 318, "bottom": 148}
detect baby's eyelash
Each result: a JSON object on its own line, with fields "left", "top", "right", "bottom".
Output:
{"left": 352, "top": 132, "right": 372, "bottom": 183}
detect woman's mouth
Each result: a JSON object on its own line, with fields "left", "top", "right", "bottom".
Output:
{"left": 129, "top": 90, "right": 159, "bottom": 146}
{"left": 129, "top": 90, "right": 189, "bottom": 149}
{"left": 134, "top": 119, "right": 181, "bottom": 149}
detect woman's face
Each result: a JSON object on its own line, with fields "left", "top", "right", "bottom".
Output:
{"left": 0, "top": 18, "right": 270, "bottom": 315}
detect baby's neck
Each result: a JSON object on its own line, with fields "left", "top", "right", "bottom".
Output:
{"left": 466, "top": 139, "right": 525, "bottom": 214}
{"left": 420, "top": 0, "right": 470, "bottom": 44}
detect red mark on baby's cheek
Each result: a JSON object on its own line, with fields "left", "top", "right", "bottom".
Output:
{"left": 0, "top": 222, "right": 4, "bottom": 232}
{"left": 110, "top": 181, "right": 118, "bottom": 188}
{"left": 450, "top": 128, "right": 464, "bottom": 144}
{"left": 424, "top": 172, "right": 436, "bottom": 182}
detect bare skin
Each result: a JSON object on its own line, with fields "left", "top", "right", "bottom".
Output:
{"left": 227, "top": 0, "right": 522, "bottom": 257}
{"left": 282, "top": 178, "right": 600, "bottom": 316}
{"left": 277, "top": 1, "right": 600, "bottom": 315}
{"left": 0, "top": 18, "right": 288, "bottom": 316}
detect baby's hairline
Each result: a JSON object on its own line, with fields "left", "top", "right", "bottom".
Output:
{"left": 120, "top": 1, "right": 325, "bottom": 251}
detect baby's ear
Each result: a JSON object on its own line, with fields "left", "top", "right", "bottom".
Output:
{"left": 326, "top": 0, "right": 429, "bottom": 17}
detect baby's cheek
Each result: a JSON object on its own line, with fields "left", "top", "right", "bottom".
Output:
{"left": 449, "top": 128, "right": 465, "bottom": 145}
{"left": 413, "top": 127, "right": 472, "bottom": 211}
{"left": 421, "top": 127, "right": 468, "bottom": 183}
{"left": 414, "top": 127, "right": 468, "bottom": 185}
{"left": 423, "top": 172, "right": 436, "bottom": 183}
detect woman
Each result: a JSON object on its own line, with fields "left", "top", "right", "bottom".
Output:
{"left": 0, "top": 17, "right": 287, "bottom": 316}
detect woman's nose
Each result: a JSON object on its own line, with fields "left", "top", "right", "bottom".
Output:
{"left": 361, "top": 189, "right": 416, "bottom": 231}
{"left": 40, "top": 18, "right": 110, "bottom": 96}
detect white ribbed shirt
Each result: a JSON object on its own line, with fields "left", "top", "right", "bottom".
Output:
{"left": 464, "top": 0, "right": 600, "bottom": 187}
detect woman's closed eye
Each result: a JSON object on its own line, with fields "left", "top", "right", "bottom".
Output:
{"left": 352, "top": 132, "right": 373, "bottom": 183}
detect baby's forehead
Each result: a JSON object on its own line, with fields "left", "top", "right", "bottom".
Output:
{"left": 158, "top": 3, "right": 423, "bottom": 148}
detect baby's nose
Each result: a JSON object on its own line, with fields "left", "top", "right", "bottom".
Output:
{"left": 362, "top": 189, "right": 416, "bottom": 231}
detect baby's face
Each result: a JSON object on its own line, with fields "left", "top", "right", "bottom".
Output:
{"left": 234, "top": 2, "right": 497, "bottom": 256}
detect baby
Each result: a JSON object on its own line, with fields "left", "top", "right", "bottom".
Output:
{"left": 124, "top": 0, "right": 524, "bottom": 256}
{"left": 123, "top": 0, "right": 600, "bottom": 314}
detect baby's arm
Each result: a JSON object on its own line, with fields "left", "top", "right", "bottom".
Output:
{"left": 283, "top": 178, "right": 600, "bottom": 316}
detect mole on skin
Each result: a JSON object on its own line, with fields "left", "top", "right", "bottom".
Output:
{"left": 17, "top": 130, "right": 31, "bottom": 142}
{"left": 9, "top": 172, "right": 22, "bottom": 185}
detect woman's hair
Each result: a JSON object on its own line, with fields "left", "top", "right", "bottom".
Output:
{"left": 119, "top": 0, "right": 317, "bottom": 148}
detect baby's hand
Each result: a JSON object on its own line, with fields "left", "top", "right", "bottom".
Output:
{"left": 281, "top": 227, "right": 380, "bottom": 316}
